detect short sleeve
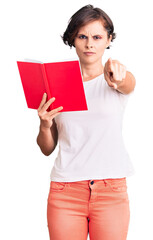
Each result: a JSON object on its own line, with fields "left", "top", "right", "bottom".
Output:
{"left": 117, "top": 90, "right": 134, "bottom": 109}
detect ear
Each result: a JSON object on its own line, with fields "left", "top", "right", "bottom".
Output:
{"left": 106, "top": 34, "right": 112, "bottom": 48}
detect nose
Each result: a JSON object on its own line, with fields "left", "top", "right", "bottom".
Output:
{"left": 86, "top": 36, "right": 94, "bottom": 49}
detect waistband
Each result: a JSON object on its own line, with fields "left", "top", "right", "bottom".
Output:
{"left": 51, "top": 177, "right": 126, "bottom": 185}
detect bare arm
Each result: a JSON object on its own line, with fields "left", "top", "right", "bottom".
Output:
{"left": 36, "top": 93, "right": 63, "bottom": 156}
{"left": 116, "top": 71, "right": 136, "bottom": 94}
{"left": 37, "top": 119, "right": 58, "bottom": 156}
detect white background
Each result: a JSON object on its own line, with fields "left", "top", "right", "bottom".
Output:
{"left": 0, "top": 0, "right": 152, "bottom": 239}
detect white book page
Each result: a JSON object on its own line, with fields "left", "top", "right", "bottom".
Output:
{"left": 17, "top": 57, "right": 80, "bottom": 64}
{"left": 23, "top": 58, "right": 43, "bottom": 63}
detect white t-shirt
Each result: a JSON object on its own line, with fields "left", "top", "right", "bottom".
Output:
{"left": 50, "top": 73, "right": 135, "bottom": 182}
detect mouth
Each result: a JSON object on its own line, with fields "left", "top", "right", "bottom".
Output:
{"left": 84, "top": 52, "right": 96, "bottom": 56}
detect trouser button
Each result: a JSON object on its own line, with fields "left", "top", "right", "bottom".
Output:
{"left": 90, "top": 180, "right": 94, "bottom": 185}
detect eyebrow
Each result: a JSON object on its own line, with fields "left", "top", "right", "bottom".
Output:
{"left": 77, "top": 33, "right": 103, "bottom": 37}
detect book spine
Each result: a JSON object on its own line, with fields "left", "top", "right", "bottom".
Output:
{"left": 41, "top": 64, "right": 52, "bottom": 110}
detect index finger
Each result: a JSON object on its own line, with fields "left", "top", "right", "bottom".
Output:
{"left": 106, "top": 58, "right": 114, "bottom": 73}
{"left": 37, "top": 93, "right": 47, "bottom": 111}
{"left": 41, "top": 96, "right": 56, "bottom": 112}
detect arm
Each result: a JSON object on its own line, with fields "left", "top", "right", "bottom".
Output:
{"left": 116, "top": 71, "right": 136, "bottom": 94}
{"left": 36, "top": 93, "right": 63, "bottom": 156}
{"left": 37, "top": 119, "right": 58, "bottom": 156}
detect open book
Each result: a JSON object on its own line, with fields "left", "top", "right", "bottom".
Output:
{"left": 17, "top": 59, "right": 88, "bottom": 112}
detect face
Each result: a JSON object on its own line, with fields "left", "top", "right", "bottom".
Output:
{"left": 74, "top": 20, "right": 112, "bottom": 65}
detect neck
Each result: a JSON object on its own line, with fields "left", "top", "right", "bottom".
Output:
{"left": 80, "top": 61, "right": 104, "bottom": 81}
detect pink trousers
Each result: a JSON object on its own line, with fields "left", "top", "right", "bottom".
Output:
{"left": 47, "top": 178, "right": 130, "bottom": 240}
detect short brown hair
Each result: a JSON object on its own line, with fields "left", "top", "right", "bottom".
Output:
{"left": 61, "top": 4, "right": 116, "bottom": 49}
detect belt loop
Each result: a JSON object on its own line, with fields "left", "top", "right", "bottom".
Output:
{"left": 103, "top": 179, "right": 107, "bottom": 186}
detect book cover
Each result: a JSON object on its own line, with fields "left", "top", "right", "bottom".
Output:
{"left": 17, "top": 59, "right": 88, "bottom": 112}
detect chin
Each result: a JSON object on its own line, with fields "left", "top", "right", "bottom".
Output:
{"left": 81, "top": 58, "right": 99, "bottom": 65}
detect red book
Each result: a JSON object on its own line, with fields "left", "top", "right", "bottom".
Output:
{"left": 17, "top": 59, "right": 88, "bottom": 112}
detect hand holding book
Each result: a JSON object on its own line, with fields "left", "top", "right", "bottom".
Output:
{"left": 38, "top": 93, "right": 63, "bottom": 129}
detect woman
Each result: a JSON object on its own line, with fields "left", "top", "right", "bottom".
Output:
{"left": 37, "top": 4, "right": 136, "bottom": 240}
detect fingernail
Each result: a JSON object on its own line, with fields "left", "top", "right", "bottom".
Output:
{"left": 114, "top": 84, "right": 117, "bottom": 89}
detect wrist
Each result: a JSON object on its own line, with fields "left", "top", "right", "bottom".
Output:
{"left": 40, "top": 123, "right": 51, "bottom": 132}
{"left": 116, "top": 77, "right": 125, "bottom": 89}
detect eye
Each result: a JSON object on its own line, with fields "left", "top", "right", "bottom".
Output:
{"left": 93, "top": 35, "right": 102, "bottom": 40}
{"left": 78, "top": 35, "right": 87, "bottom": 39}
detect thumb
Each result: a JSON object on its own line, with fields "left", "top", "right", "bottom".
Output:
{"left": 112, "top": 83, "right": 117, "bottom": 89}
{"left": 109, "top": 81, "right": 117, "bottom": 89}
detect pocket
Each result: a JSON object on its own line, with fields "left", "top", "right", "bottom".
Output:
{"left": 105, "top": 178, "right": 127, "bottom": 192}
{"left": 50, "top": 181, "right": 67, "bottom": 192}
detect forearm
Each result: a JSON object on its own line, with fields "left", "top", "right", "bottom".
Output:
{"left": 37, "top": 125, "right": 55, "bottom": 156}
{"left": 117, "top": 71, "right": 136, "bottom": 94}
